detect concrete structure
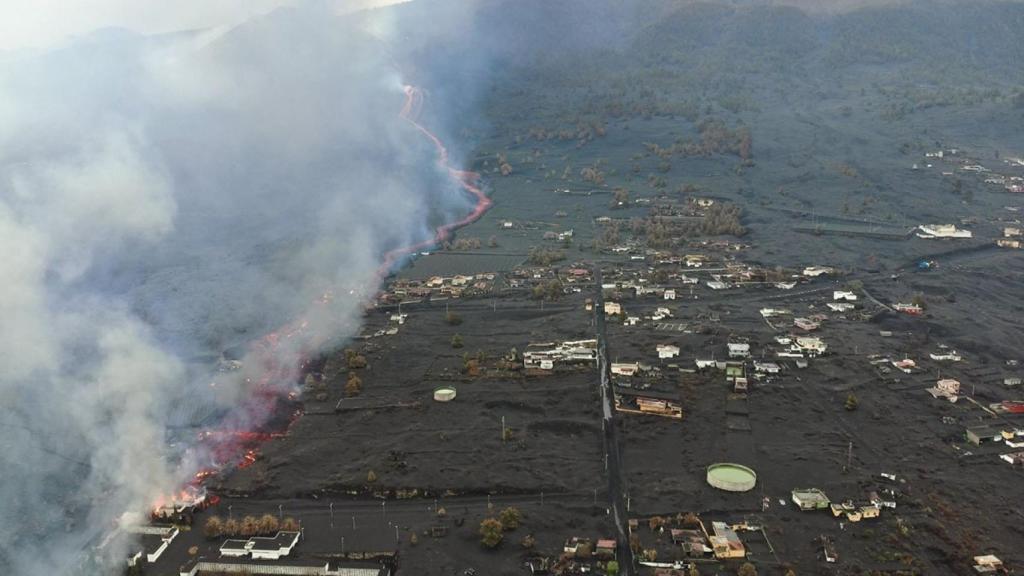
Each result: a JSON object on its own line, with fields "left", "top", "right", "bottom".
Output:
{"left": 917, "top": 224, "right": 972, "bottom": 238}
{"left": 727, "top": 342, "right": 750, "bottom": 359}
{"left": 604, "top": 302, "right": 622, "bottom": 315}
{"left": 656, "top": 344, "right": 680, "bottom": 359}
{"left": 792, "top": 488, "right": 830, "bottom": 510}
{"left": 706, "top": 463, "right": 757, "bottom": 492}
{"left": 433, "top": 386, "right": 457, "bottom": 402}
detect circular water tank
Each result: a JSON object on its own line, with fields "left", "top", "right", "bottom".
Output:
{"left": 706, "top": 463, "right": 757, "bottom": 492}
{"left": 433, "top": 386, "right": 457, "bottom": 402}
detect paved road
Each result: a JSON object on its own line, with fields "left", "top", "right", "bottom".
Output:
{"left": 593, "top": 268, "right": 634, "bottom": 575}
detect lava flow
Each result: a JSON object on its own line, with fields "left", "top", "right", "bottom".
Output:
{"left": 184, "top": 84, "right": 492, "bottom": 486}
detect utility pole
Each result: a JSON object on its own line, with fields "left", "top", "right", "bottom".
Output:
{"left": 501, "top": 416, "right": 506, "bottom": 442}
{"left": 330, "top": 502, "right": 334, "bottom": 528}
{"left": 845, "top": 440, "right": 854, "bottom": 473}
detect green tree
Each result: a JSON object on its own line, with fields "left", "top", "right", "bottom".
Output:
{"left": 479, "top": 518, "right": 504, "bottom": 548}
{"left": 607, "top": 560, "right": 620, "bottom": 575}
{"left": 451, "top": 334, "right": 464, "bottom": 349}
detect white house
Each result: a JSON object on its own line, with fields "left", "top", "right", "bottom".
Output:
{"left": 604, "top": 302, "right": 622, "bottom": 315}
{"left": 792, "top": 336, "right": 827, "bottom": 357}
{"left": 827, "top": 303, "right": 855, "bottom": 312}
{"left": 664, "top": 289, "right": 677, "bottom": 300}
{"left": 754, "top": 361, "right": 781, "bottom": 374}
{"left": 802, "top": 266, "right": 833, "bottom": 277}
{"left": 833, "top": 291, "right": 858, "bottom": 302}
{"left": 611, "top": 362, "right": 640, "bottom": 376}
{"left": 657, "top": 344, "right": 680, "bottom": 359}
{"left": 727, "top": 342, "right": 750, "bottom": 359}
{"left": 652, "top": 307, "right": 672, "bottom": 321}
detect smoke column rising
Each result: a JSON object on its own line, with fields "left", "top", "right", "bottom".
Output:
{"left": 0, "top": 2, "right": 475, "bottom": 573}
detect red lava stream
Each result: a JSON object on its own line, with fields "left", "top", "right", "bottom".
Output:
{"left": 188, "top": 85, "right": 491, "bottom": 487}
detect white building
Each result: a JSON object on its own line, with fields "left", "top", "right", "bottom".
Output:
{"left": 727, "top": 342, "right": 751, "bottom": 359}
{"left": 604, "top": 302, "right": 622, "bottom": 315}
{"left": 664, "top": 289, "right": 677, "bottom": 300}
{"left": 802, "top": 266, "right": 833, "bottom": 277}
{"left": 219, "top": 531, "right": 301, "bottom": 561}
{"left": 792, "top": 336, "right": 827, "bottom": 357}
{"left": 833, "top": 291, "right": 858, "bottom": 302}
{"left": 611, "top": 362, "right": 640, "bottom": 376}
{"left": 917, "top": 224, "right": 972, "bottom": 239}
{"left": 657, "top": 344, "right": 680, "bottom": 359}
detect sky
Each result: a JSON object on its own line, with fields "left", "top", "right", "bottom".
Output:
{"left": 0, "top": 0, "right": 408, "bottom": 51}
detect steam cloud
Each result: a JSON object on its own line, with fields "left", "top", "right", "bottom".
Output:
{"left": 0, "top": 3, "right": 472, "bottom": 573}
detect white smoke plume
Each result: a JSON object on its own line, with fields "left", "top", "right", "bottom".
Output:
{"left": 0, "top": 2, "right": 473, "bottom": 573}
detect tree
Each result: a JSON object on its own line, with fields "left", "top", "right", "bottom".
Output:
{"left": 223, "top": 518, "right": 239, "bottom": 537}
{"left": 203, "top": 516, "right": 223, "bottom": 539}
{"left": 479, "top": 518, "right": 504, "bottom": 548}
{"left": 845, "top": 393, "right": 859, "bottom": 411}
{"left": 345, "top": 349, "right": 368, "bottom": 369}
{"left": 367, "top": 469, "right": 378, "bottom": 483}
{"left": 606, "top": 560, "right": 620, "bottom": 575}
{"left": 410, "top": 532, "right": 419, "bottom": 546}
{"left": 688, "top": 564, "right": 702, "bottom": 576}
{"left": 783, "top": 570, "right": 796, "bottom": 576}
{"left": 520, "top": 534, "right": 536, "bottom": 549}
{"left": 345, "top": 373, "right": 362, "bottom": 397}
{"left": 451, "top": 334, "right": 464, "bottom": 349}
{"left": 258, "top": 514, "right": 279, "bottom": 535}
{"left": 737, "top": 562, "right": 757, "bottom": 576}
{"left": 498, "top": 506, "right": 522, "bottom": 530}
{"left": 281, "top": 517, "right": 300, "bottom": 531}
{"left": 240, "top": 516, "right": 259, "bottom": 537}
{"left": 445, "top": 311, "right": 463, "bottom": 326}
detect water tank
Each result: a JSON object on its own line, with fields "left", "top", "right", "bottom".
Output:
{"left": 433, "top": 386, "right": 457, "bottom": 402}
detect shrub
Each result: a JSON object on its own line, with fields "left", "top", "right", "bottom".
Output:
{"left": 281, "top": 517, "right": 300, "bottom": 531}
{"left": 479, "top": 518, "right": 504, "bottom": 548}
{"left": 498, "top": 507, "right": 522, "bottom": 530}
{"left": 737, "top": 562, "right": 757, "bottom": 576}
{"left": 445, "top": 312, "right": 463, "bottom": 326}
{"left": 258, "top": 514, "right": 279, "bottom": 535}
{"left": 845, "top": 393, "right": 859, "bottom": 411}
{"left": 367, "top": 469, "right": 378, "bottom": 483}
{"left": 345, "top": 373, "right": 362, "bottom": 397}
{"left": 203, "top": 516, "right": 223, "bottom": 539}
{"left": 451, "top": 334, "right": 464, "bottom": 349}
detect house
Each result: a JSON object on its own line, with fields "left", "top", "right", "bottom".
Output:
{"left": 611, "top": 362, "right": 640, "bottom": 377}
{"left": 753, "top": 361, "right": 780, "bottom": 374}
{"left": 802, "top": 266, "right": 833, "bottom": 277}
{"left": 792, "top": 489, "right": 830, "bottom": 511}
{"left": 892, "top": 358, "right": 916, "bottom": 373}
{"left": 1004, "top": 227, "right": 1022, "bottom": 238}
{"left": 604, "top": 302, "right": 622, "bottom": 316}
{"left": 652, "top": 307, "right": 673, "bottom": 321}
{"left": 664, "top": 289, "right": 677, "bottom": 300}
{"left": 821, "top": 535, "right": 837, "bottom": 563}
{"left": 760, "top": 308, "right": 790, "bottom": 318}
{"left": 625, "top": 316, "right": 641, "bottom": 326}
{"left": 706, "top": 280, "right": 728, "bottom": 290}
{"left": 616, "top": 388, "right": 683, "bottom": 418}
{"left": 827, "top": 302, "right": 855, "bottom": 312}
{"left": 1005, "top": 377, "right": 1022, "bottom": 387}
{"left": 973, "top": 555, "right": 1005, "bottom": 574}
{"left": 927, "top": 378, "right": 961, "bottom": 402}
{"left": 834, "top": 291, "right": 858, "bottom": 302}
{"left": 792, "top": 336, "right": 827, "bottom": 357}
{"left": 793, "top": 317, "right": 820, "bottom": 331}
{"left": 709, "top": 522, "right": 745, "bottom": 559}
{"left": 563, "top": 537, "right": 591, "bottom": 555}
{"left": 893, "top": 302, "right": 924, "bottom": 315}
{"left": 125, "top": 526, "right": 179, "bottom": 568}
{"left": 218, "top": 531, "right": 301, "bottom": 561}
{"left": 595, "top": 539, "right": 617, "bottom": 559}
{"left": 917, "top": 224, "right": 972, "bottom": 239}
{"left": 727, "top": 342, "right": 750, "bottom": 359}
{"left": 997, "top": 239, "right": 1022, "bottom": 249}
{"left": 695, "top": 359, "right": 719, "bottom": 370}
{"left": 930, "top": 350, "right": 962, "bottom": 362}
{"left": 657, "top": 344, "right": 680, "bottom": 359}
{"left": 966, "top": 425, "right": 1006, "bottom": 445}
{"left": 1000, "top": 452, "right": 1024, "bottom": 466}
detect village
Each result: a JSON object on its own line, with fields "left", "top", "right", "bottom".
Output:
{"left": 113, "top": 143, "right": 1024, "bottom": 576}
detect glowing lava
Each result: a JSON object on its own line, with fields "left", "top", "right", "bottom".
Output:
{"left": 187, "top": 84, "right": 492, "bottom": 483}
